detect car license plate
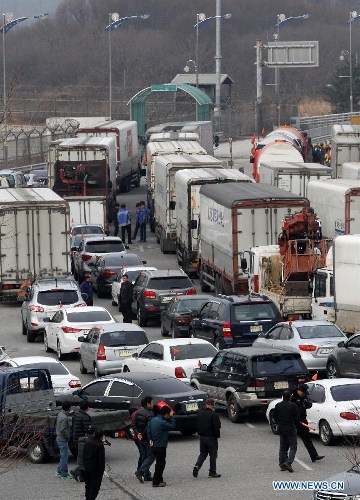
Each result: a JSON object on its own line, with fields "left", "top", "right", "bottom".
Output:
{"left": 250, "top": 325, "right": 263, "bottom": 333}
{"left": 161, "top": 296, "right": 172, "bottom": 303}
{"left": 119, "top": 350, "right": 132, "bottom": 357}
{"left": 53, "top": 388, "right": 64, "bottom": 394}
{"left": 319, "top": 348, "right": 333, "bottom": 355}
{"left": 274, "top": 381, "right": 289, "bottom": 390}
{"left": 186, "top": 402, "right": 198, "bottom": 412}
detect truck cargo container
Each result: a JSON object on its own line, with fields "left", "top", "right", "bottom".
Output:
{"left": 254, "top": 141, "right": 304, "bottom": 182}
{"left": 175, "top": 168, "right": 253, "bottom": 276}
{"left": 341, "top": 162, "right": 360, "bottom": 179}
{"left": 198, "top": 183, "right": 310, "bottom": 295}
{"left": 306, "top": 178, "right": 360, "bottom": 238}
{"left": 65, "top": 196, "right": 107, "bottom": 229}
{"left": 331, "top": 124, "right": 360, "bottom": 177}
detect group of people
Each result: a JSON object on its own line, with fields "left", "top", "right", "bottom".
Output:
{"left": 312, "top": 142, "right": 331, "bottom": 165}
{"left": 112, "top": 200, "right": 150, "bottom": 244}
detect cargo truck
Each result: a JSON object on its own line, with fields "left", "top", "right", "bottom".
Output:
{"left": 312, "top": 234, "right": 360, "bottom": 334}
{"left": 153, "top": 154, "right": 225, "bottom": 253}
{"left": 331, "top": 124, "right": 360, "bottom": 177}
{"left": 175, "top": 168, "right": 253, "bottom": 276}
{"left": 306, "top": 178, "right": 360, "bottom": 238}
{"left": 0, "top": 188, "right": 70, "bottom": 301}
{"left": 254, "top": 141, "right": 304, "bottom": 182}
{"left": 65, "top": 195, "right": 107, "bottom": 229}
{"left": 258, "top": 161, "right": 333, "bottom": 196}
{"left": 76, "top": 119, "right": 141, "bottom": 192}
{"left": 197, "top": 183, "right": 311, "bottom": 295}
{"left": 341, "top": 162, "right": 360, "bottom": 179}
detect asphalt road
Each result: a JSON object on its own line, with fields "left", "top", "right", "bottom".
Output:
{"left": 0, "top": 143, "right": 355, "bottom": 499}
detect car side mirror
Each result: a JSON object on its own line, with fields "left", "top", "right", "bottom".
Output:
{"left": 190, "top": 220, "right": 197, "bottom": 230}
{"left": 338, "top": 340, "right": 346, "bottom": 348}
{"left": 43, "top": 317, "right": 51, "bottom": 323}
{"left": 142, "top": 260, "right": 147, "bottom": 265}
{"left": 132, "top": 352, "right": 139, "bottom": 358}
{"left": 169, "top": 200, "right": 176, "bottom": 210}
{"left": 78, "top": 336, "right": 86, "bottom": 342}
{"left": 200, "top": 364, "right": 208, "bottom": 371}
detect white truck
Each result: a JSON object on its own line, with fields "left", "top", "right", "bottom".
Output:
{"left": 175, "top": 168, "right": 253, "bottom": 276}
{"left": 64, "top": 196, "right": 107, "bottom": 229}
{"left": 331, "top": 123, "right": 360, "bottom": 177}
{"left": 76, "top": 119, "right": 140, "bottom": 192}
{"left": 253, "top": 141, "right": 304, "bottom": 181}
{"left": 153, "top": 154, "right": 225, "bottom": 253}
{"left": 258, "top": 161, "right": 333, "bottom": 196}
{"left": 306, "top": 178, "right": 360, "bottom": 238}
{"left": 341, "top": 162, "right": 360, "bottom": 179}
{"left": 312, "top": 234, "right": 360, "bottom": 334}
{"left": 198, "top": 183, "right": 310, "bottom": 295}
{"left": 0, "top": 188, "right": 70, "bottom": 301}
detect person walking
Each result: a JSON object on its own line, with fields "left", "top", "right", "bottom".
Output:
{"left": 112, "top": 202, "right": 120, "bottom": 236}
{"left": 138, "top": 201, "right": 150, "bottom": 243}
{"left": 71, "top": 424, "right": 97, "bottom": 483}
{"left": 130, "top": 403, "right": 144, "bottom": 472}
{"left": 133, "top": 202, "right": 141, "bottom": 240}
{"left": 147, "top": 405, "right": 176, "bottom": 488}
{"left": 133, "top": 396, "right": 156, "bottom": 483}
{"left": 292, "top": 384, "right": 325, "bottom": 463}
{"left": 70, "top": 401, "right": 92, "bottom": 481}
{"left": 117, "top": 203, "right": 132, "bottom": 244}
{"left": 273, "top": 389, "right": 300, "bottom": 473}
{"left": 55, "top": 401, "right": 73, "bottom": 480}
{"left": 80, "top": 274, "right": 93, "bottom": 306}
{"left": 83, "top": 428, "right": 106, "bottom": 500}
{"left": 193, "top": 398, "right": 221, "bottom": 479}
{"left": 118, "top": 274, "right": 133, "bottom": 323}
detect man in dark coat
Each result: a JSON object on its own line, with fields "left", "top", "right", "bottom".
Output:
{"left": 71, "top": 424, "right": 96, "bottom": 482}
{"left": 193, "top": 397, "right": 221, "bottom": 478}
{"left": 133, "top": 396, "right": 156, "bottom": 483}
{"left": 119, "top": 274, "right": 133, "bottom": 323}
{"left": 273, "top": 389, "right": 300, "bottom": 473}
{"left": 70, "top": 401, "right": 92, "bottom": 481}
{"left": 80, "top": 274, "right": 93, "bottom": 306}
{"left": 83, "top": 428, "right": 106, "bottom": 500}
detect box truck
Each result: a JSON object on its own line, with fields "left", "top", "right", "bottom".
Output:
{"left": 341, "top": 162, "right": 360, "bottom": 179}
{"left": 331, "top": 124, "right": 360, "bottom": 177}
{"left": 65, "top": 196, "right": 107, "bottom": 229}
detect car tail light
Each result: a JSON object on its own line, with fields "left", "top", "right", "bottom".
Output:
{"left": 340, "top": 412, "right": 360, "bottom": 420}
{"left": 30, "top": 305, "right": 44, "bottom": 312}
{"left": 113, "top": 430, "right": 127, "bottom": 438}
{"left": 74, "top": 302, "right": 87, "bottom": 307}
{"left": 82, "top": 254, "right": 92, "bottom": 261}
{"left": 174, "top": 366, "right": 187, "bottom": 378}
{"left": 246, "top": 379, "right": 265, "bottom": 392}
{"left": 298, "top": 378, "right": 307, "bottom": 385}
{"left": 185, "top": 288, "right": 197, "bottom": 295}
{"left": 101, "top": 270, "right": 117, "bottom": 277}
{"left": 156, "top": 400, "right": 176, "bottom": 415}
{"left": 61, "top": 326, "right": 82, "bottom": 333}
{"left": 222, "top": 322, "right": 232, "bottom": 338}
{"left": 144, "top": 289, "right": 156, "bottom": 299}
{"left": 68, "top": 379, "right": 82, "bottom": 389}
{"left": 177, "top": 317, "right": 192, "bottom": 324}
{"left": 97, "top": 345, "right": 106, "bottom": 360}
{"left": 299, "top": 345, "right": 317, "bottom": 352}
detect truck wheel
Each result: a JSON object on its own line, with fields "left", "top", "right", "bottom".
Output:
{"left": 28, "top": 441, "right": 48, "bottom": 464}
{"left": 44, "top": 333, "right": 52, "bottom": 353}
{"left": 79, "top": 357, "right": 87, "bottom": 374}
{"left": 26, "top": 326, "right": 36, "bottom": 343}
{"left": 199, "top": 267, "right": 211, "bottom": 293}
{"left": 137, "top": 306, "right": 148, "bottom": 327}
{"left": 227, "top": 394, "right": 244, "bottom": 423}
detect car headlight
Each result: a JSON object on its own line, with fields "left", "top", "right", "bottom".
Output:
{"left": 350, "top": 495, "right": 360, "bottom": 500}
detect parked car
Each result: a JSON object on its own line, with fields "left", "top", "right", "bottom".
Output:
{"left": 43, "top": 306, "right": 116, "bottom": 360}
{"left": 111, "top": 266, "right": 158, "bottom": 305}
{"left": 21, "top": 277, "right": 86, "bottom": 343}
{"left": 0, "top": 169, "right": 27, "bottom": 187}
{"left": 267, "top": 379, "right": 360, "bottom": 445}
{"left": 70, "top": 223, "right": 105, "bottom": 238}
{"left": 79, "top": 323, "right": 149, "bottom": 377}
{"left": 327, "top": 332, "right": 360, "bottom": 379}
{"left": 123, "top": 338, "right": 218, "bottom": 382}
{"left": 56, "top": 372, "right": 208, "bottom": 435}
{"left": 73, "top": 236, "right": 128, "bottom": 281}
{"left": 189, "top": 294, "right": 281, "bottom": 350}
{"left": 253, "top": 320, "right": 347, "bottom": 372}
{"left": 0, "top": 356, "right": 81, "bottom": 395}
{"left": 190, "top": 346, "right": 309, "bottom": 422}
{"left": 312, "top": 464, "right": 360, "bottom": 499}
{"left": 160, "top": 295, "right": 213, "bottom": 338}
{"left": 24, "top": 170, "right": 48, "bottom": 187}
{"left": 91, "top": 253, "right": 146, "bottom": 298}
{"left": 131, "top": 269, "right": 196, "bottom": 327}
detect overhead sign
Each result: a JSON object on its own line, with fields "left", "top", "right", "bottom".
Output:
{"left": 267, "top": 41, "right": 319, "bottom": 68}
{"left": 151, "top": 84, "right": 178, "bottom": 92}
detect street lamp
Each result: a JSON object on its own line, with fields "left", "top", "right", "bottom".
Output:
{"left": 347, "top": 10, "right": 360, "bottom": 113}
{"left": 105, "top": 13, "right": 150, "bottom": 119}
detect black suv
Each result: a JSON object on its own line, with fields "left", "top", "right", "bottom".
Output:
{"left": 131, "top": 269, "right": 196, "bottom": 327}
{"left": 190, "top": 347, "right": 309, "bottom": 422}
{"left": 189, "top": 294, "right": 281, "bottom": 350}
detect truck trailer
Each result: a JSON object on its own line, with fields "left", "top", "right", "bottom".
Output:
{"left": 331, "top": 124, "right": 360, "bottom": 177}
{"left": 65, "top": 195, "right": 107, "bottom": 229}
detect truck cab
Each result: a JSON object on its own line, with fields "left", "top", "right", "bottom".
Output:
{"left": 311, "top": 268, "right": 335, "bottom": 322}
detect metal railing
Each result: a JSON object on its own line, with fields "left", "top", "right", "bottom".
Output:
{"left": 297, "top": 111, "right": 360, "bottom": 142}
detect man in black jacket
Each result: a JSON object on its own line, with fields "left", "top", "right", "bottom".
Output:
{"left": 133, "top": 396, "right": 156, "bottom": 483}
{"left": 193, "top": 398, "right": 221, "bottom": 479}
{"left": 71, "top": 424, "right": 96, "bottom": 483}
{"left": 273, "top": 389, "right": 300, "bottom": 473}
{"left": 119, "top": 274, "right": 133, "bottom": 323}
{"left": 292, "top": 384, "right": 325, "bottom": 463}
{"left": 83, "top": 428, "right": 106, "bottom": 500}
{"left": 70, "top": 401, "right": 92, "bottom": 481}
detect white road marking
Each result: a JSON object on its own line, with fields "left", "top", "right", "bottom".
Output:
{"left": 245, "top": 422, "right": 256, "bottom": 429}
{"left": 294, "top": 457, "right": 313, "bottom": 471}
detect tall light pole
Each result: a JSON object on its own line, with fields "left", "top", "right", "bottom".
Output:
{"left": 106, "top": 13, "right": 150, "bottom": 120}
{"left": 348, "top": 10, "right": 360, "bottom": 113}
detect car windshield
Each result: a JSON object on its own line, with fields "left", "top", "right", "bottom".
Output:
{"left": 106, "top": 255, "right": 142, "bottom": 267}
{"left": 73, "top": 226, "right": 104, "bottom": 235}
{"left": 19, "top": 362, "right": 68, "bottom": 376}
{"left": 297, "top": 325, "right": 345, "bottom": 339}
{"left": 149, "top": 277, "right": 192, "bottom": 290}
{"left": 330, "top": 384, "right": 360, "bottom": 402}
{"left": 125, "top": 270, "right": 142, "bottom": 283}
{"left": 169, "top": 343, "right": 217, "bottom": 360}
{"left": 253, "top": 354, "right": 305, "bottom": 376}
{"left": 100, "top": 330, "right": 148, "bottom": 347}
{"left": 37, "top": 290, "right": 79, "bottom": 306}
{"left": 177, "top": 299, "right": 209, "bottom": 312}
{"left": 66, "top": 311, "right": 112, "bottom": 322}
{"left": 140, "top": 377, "right": 196, "bottom": 394}
{"left": 86, "top": 241, "right": 125, "bottom": 253}
{"left": 231, "top": 302, "right": 279, "bottom": 321}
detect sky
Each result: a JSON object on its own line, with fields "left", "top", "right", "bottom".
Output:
{"left": 0, "top": 1, "right": 58, "bottom": 18}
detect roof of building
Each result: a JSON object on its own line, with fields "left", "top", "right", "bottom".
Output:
{"left": 171, "top": 74, "right": 234, "bottom": 85}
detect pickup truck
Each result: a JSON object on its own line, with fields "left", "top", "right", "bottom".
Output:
{"left": 0, "top": 366, "right": 130, "bottom": 464}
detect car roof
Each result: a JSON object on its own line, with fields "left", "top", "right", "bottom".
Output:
{"left": 104, "top": 253, "right": 140, "bottom": 260}
{"left": 33, "top": 278, "right": 79, "bottom": 291}
{"left": 143, "top": 269, "right": 187, "bottom": 278}
{"left": 71, "top": 223, "right": 103, "bottom": 228}
{"left": 92, "top": 323, "right": 146, "bottom": 333}
{"left": 214, "top": 294, "right": 275, "bottom": 304}
{"left": 149, "top": 338, "right": 215, "bottom": 346}
{"left": 103, "top": 372, "right": 176, "bottom": 382}
{"left": 281, "top": 320, "right": 342, "bottom": 327}
{"left": 308, "top": 378, "right": 360, "bottom": 388}
{"left": 175, "top": 295, "right": 212, "bottom": 301}
{"left": 221, "top": 346, "right": 301, "bottom": 357}
{"left": 63, "top": 306, "right": 111, "bottom": 314}
{"left": 8, "top": 356, "right": 62, "bottom": 365}
{"left": 83, "top": 236, "right": 123, "bottom": 243}
{"left": 122, "top": 266, "right": 157, "bottom": 272}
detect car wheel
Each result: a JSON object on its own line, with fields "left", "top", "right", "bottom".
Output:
{"left": 94, "top": 364, "right": 102, "bottom": 378}
{"left": 44, "top": 333, "right": 52, "bottom": 353}
{"left": 28, "top": 441, "right": 48, "bottom": 464}
{"left": 227, "top": 394, "right": 244, "bottom": 423}
{"left": 79, "top": 357, "right": 87, "bottom": 374}
{"left": 269, "top": 410, "right": 279, "bottom": 435}
{"left": 160, "top": 321, "right": 168, "bottom": 337}
{"left": 137, "top": 306, "right": 148, "bottom": 327}
{"left": 26, "top": 325, "right": 36, "bottom": 343}
{"left": 319, "top": 420, "right": 334, "bottom": 446}
{"left": 57, "top": 342, "right": 65, "bottom": 361}
{"left": 327, "top": 361, "right": 340, "bottom": 379}
{"left": 22, "top": 321, "right": 27, "bottom": 336}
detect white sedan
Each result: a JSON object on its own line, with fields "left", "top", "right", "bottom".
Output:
{"left": 111, "top": 266, "right": 158, "bottom": 306}
{"left": 266, "top": 379, "right": 360, "bottom": 445}
{"left": 122, "top": 338, "right": 218, "bottom": 383}
{"left": 44, "top": 306, "right": 116, "bottom": 360}
{"left": 0, "top": 356, "right": 81, "bottom": 395}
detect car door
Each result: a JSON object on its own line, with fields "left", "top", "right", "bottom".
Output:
{"left": 306, "top": 383, "right": 326, "bottom": 432}
{"left": 74, "top": 240, "right": 84, "bottom": 275}
{"left": 261, "top": 325, "right": 284, "bottom": 348}
{"left": 215, "top": 352, "right": 234, "bottom": 402}
{"left": 338, "top": 336, "right": 360, "bottom": 377}
{"left": 92, "top": 257, "right": 103, "bottom": 288}
{"left": 132, "top": 273, "right": 146, "bottom": 313}
{"left": 143, "top": 342, "right": 164, "bottom": 373}
{"left": 107, "top": 380, "right": 136, "bottom": 410}
{"left": 47, "top": 310, "right": 63, "bottom": 349}
{"left": 193, "top": 302, "right": 214, "bottom": 341}
{"left": 134, "top": 343, "right": 156, "bottom": 371}
{"left": 81, "top": 329, "right": 97, "bottom": 370}
{"left": 79, "top": 380, "right": 111, "bottom": 408}
{"left": 274, "top": 326, "right": 294, "bottom": 351}
{"left": 197, "top": 352, "right": 226, "bottom": 399}
{"left": 163, "top": 298, "right": 176, "bottom": 332}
